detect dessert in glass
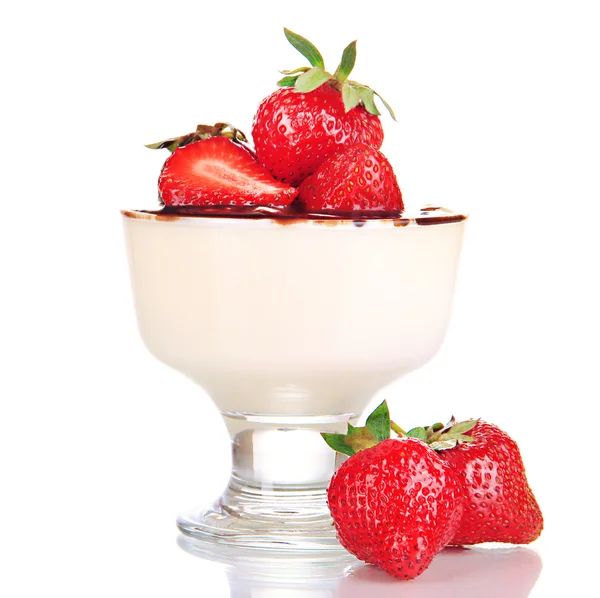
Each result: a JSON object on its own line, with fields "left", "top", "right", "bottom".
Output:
{"left": 122, "top": 205, "right": 466, "bottom": 549}
{"left": 121, "top": 29, "right": 467, "bottom": 551}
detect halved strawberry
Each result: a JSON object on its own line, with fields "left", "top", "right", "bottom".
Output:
{"left": 157, "top": 136, "right": 298, "bottom": 207}
{"left": 147, "top": 124, "right": 297, "bottom": 208}
{"left": 297, "top": 143, "right": 403, "bottom": 215}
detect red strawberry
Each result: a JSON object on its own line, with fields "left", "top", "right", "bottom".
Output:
{"left": 436, "top": 421, "right": 544, "bottom": 545}
{"left": 298, "top": 143, "right": 403, "bottom": 215}
{"left": 147, "top": 123, "right": 297, "bottom": 208}
{"left": 252, "top": 29, "right": 394, "bottom": 186}
{"left": 322, "top": 402, "right": 463, "bottom": 580}
{"left": 253, "top": 86, "right": 383, "bottom": 187}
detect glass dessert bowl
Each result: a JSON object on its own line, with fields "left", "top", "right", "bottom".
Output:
{"left": 121, "top": 206, "right": 467, "bottom": 550}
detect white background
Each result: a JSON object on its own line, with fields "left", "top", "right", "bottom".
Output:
{"left": 1, "top": 1, "right": 599, "bottom": 596}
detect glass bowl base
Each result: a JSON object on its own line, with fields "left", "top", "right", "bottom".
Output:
{"left": 177, "top": 478, "right": 346, "bottom": 551}
{"left": 177, "top": 505, "right": 345, "bottom": 551}
{"left": 176, "top": 413, "right": 353, "bottom": 551}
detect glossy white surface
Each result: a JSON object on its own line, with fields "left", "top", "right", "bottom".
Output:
{"left": 2, "top": 0, "right": 599, "bottom": 596}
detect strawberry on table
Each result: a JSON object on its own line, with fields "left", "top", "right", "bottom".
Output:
{"left": 298, "top": 142, "right": 403, "bottom": 215}
{"left": 252, "top": 28, "right": 394, "bottom": 186}
{"left": 322, "top": 402, "right": 464, "bottom": 580}
{"left": 392, "top": 417, "right": 544, "bottom": 546}
{"left": 322, "top": 404, "right": 544, "bottom": 580}
{"left": 434, "top": 421, "right": 544, "bottom": 545}
{"left": 147, "top": 123, "right": 297, "bottom": 208}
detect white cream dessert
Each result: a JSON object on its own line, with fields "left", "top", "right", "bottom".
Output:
{"left": 122, "top": 208, "right": 466, "bottom": 423}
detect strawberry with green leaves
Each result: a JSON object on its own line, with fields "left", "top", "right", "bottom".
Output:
{"left": 252, "top": 29, "right": 394, "bottom": 187}
{"left": 322, "top": 402, "right": 464, "bottom": 580}
{"left": 147, "top": 123, "right": 297, "bottom": 208}
{"left": 322, "top": 402, "right": 544, "bottom": 580}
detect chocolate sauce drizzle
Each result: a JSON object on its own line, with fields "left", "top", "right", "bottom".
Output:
{"left": 122, "top": 204, "right": 467, "bottom": 227}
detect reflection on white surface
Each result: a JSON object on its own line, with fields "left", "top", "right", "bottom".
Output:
{"left": 177, "top": 535, "right": 542, "bottom": 597}
{"left": 338, "top": 546, "right": 542, "bottom": 597}
{"left": 178, "top": 534, "right": 357, "bottom": 596}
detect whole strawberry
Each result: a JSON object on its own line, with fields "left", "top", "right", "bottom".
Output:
{"left": 322, "top": 402, "right": 463, "bottom": 580}
{"left": 252, "top": 29, "right": 394, "bottom": 186}
{"left": 298, "top": 143, "right": 403, "bottom": 215}
{"left": 436, "top": 421, "right": 544, "bottom": 545}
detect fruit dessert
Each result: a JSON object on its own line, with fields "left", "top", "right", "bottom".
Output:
{"left": 124, "top": 29, "right": 467, "bottom": 420}
{"left": 323, "top": 401, "right": 543, "bottom": 580}
{"left": 122, "top": 29, "right": 471, "bottom": 550}
{"left": 124, "top": 25, "right": 468, "bottom": 447}
{"left": 145, "top": 29, "right": 404, "bottom": 219}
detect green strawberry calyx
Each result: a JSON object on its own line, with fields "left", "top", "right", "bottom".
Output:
{"left": 322, "top": 401, "right": 391, "bottom": 456}
{"left": 145, "top": 122, "right": 250, "bottom": 153}
{"left": 278, "top": 28, "right": 396, "bottom": 120}
{"left": 322, "top": 400, "right": 478, "bottom": 456}
{"left": 402, "top": 416, "right": 479, "bottom": 451}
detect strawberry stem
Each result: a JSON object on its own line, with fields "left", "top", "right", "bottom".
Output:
{"left": 391, "top": 421, "right": 407, "bottom": 436}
